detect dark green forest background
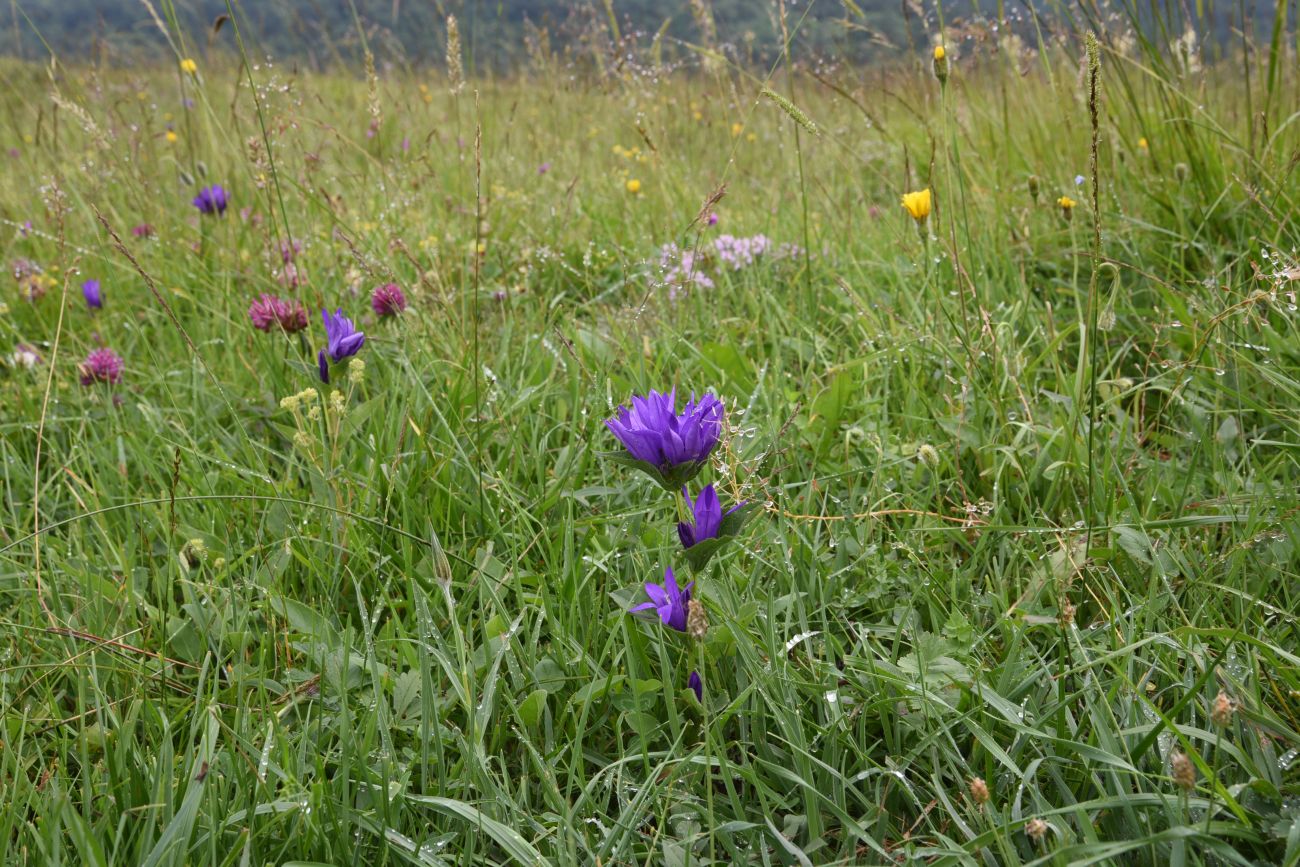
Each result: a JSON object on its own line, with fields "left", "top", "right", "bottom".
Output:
{"left": 0, "top": 1, "right": 1291, "bottom": 70}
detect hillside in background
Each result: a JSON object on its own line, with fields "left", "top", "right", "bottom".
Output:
{"left": 1, "top": 0, "right": 1291, "bottom": 70}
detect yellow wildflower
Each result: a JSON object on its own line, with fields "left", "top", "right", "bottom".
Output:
{"left": 1137, "top": 137, "right": 1148, "bottom": 150}
{"left": 900, "top": 188, "right": 932, "bottom": 222}
{"left": 180, "top": 58, "right": 198, "bottom": 75}
{"left": 165, "top": 130, "right": 178, "bottom": 143}
{"left": 1057, "top": 196, "right": 1076, "bottom": 221}
{"left": 626, "top": 178, "right": 642, "bottom": 194}
{"left": 933, "top": 45, "right": 946, "bottom": 60}
{"left": 731, "top": 122, "right": 744, "bottom": 137}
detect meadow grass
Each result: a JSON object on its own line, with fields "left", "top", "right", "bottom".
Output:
{"left": 1, "top": 14, "right": 1299, "bottom": 866}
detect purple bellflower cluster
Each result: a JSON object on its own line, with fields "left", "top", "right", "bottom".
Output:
{"left": 604, "top": 387, "right": 756, "bottom": 706}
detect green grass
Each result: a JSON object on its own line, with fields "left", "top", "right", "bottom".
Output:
{"left": 1, "top": 10, "right": 1299, "bottom": 866}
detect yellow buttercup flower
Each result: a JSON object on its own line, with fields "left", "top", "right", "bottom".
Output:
{"left": 900, "top": 188, "right": 932, "bottom": 222}
{"left": 165, "top": 130, "right": 178, "bottom": 143}
{"left": 731, "top": 122, "right": 744, "bottom": 137}
{"left": 626, "top": 178, "right": 642, "bottom": 194}
{"left": 1057, "top": 196, "right": 1076, "bottom": 221}
{"left": 933, "top": 45, "right": 946, "bottom": 60}
{"left": 180, "top": 58, "right": 198, "bottom": 75}
{"left": 1137, "top": 137, "right": 1148, "bottom": 150}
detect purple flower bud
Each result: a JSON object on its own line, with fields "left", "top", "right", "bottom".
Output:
{"left": 82, "top": 279, "right": 103, "bottom": 309}
{"left": 688, "top": 671, "right": 703, "bottom": 701}
{"left": 192, "top": 185, "right": 229, "bottom": 215}
{"left": 321, "top": 308, "right": 365, "bottom": 362}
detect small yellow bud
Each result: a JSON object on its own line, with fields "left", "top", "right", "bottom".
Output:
{"left": 180, "top": 58, "right": 198, "bottom": 75}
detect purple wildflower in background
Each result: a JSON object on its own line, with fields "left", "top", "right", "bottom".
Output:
{"left": 688, "top": 671, "right": 703, "bottom": 701}
{"left": 370, "top": 282, "right": 407, "bottom": 317}
{"left": 317, "top": 308, "right": 365, "bottom": 383}
{"left": 20, "top": 220, "right": 32, "bottom": 237}
{"left": 677, "top": 484, "right": 742, "bottom": 549}
{"left": 279, "top": 238, "right": 303, "bottom": 264}
{"left": 131, "top": 223, "right": 154, "bottom": 238}
{"left": 538, "top": 162, "right": 551, "bottom": 175}
{"left": 1074, "top": 175, "right": 1086, "bottom": 186}
{"left": 249, "top": 294, "right": 307, "bottom": 333}
{"left": 706, "top": 212, "right": 719, "bottom": 226}
{"left": 654, "top": 243, "right": 714, "bottom": 298}
{"left": 192, "top": 185, "right": 229, "bottom": 215}
{"left": 82, "top": 279, "right": 103, "bottom": 309}
{"left": 79, "top": 347, "right": 123, "bottom": 386}
{"left": 713, "top": 233, "right": 772, "bottom": 270}
{"left": 630, "top": 566, "right": 693, "bottom": 632}
{"left": 606, "top": 389, "right": 724, "bottom": 474}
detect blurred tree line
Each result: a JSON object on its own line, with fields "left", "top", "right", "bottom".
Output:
{"left": 0, "top": 0, "right": 1288, "bottom": 71}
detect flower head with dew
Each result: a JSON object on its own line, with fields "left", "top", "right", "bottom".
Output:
{"left": 371, "top": 282, "right": 407, "bottom": 317}
{"left": 901, "top": 188, "right": 932, "bottom": 222}
{"left": 248, "top": 294, "right": 308, "bottom": 333}
{"left": 317, "top": 308, "right": 365, "bottom": 384}
{"left": 81, "top": 279, "right": 103, "bottom": 310}
{"left": 192, "top": 185, "right": 229, "bottom": 216}
{"left": 79, "top": 347, "right": 123, "bottom": 386}
{"left": 604, "top": 388, "right": 724, "bottom": 490}
{"left": 629, "top": 566, "right": 693, "bottom": 632}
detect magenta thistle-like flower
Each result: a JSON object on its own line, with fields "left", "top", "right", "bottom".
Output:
{"left": 370, "top": 283, "right": 407, "bottom": 317}
{"left": 248, "top": 294, "right": 307, "bottom": 333}
{"left": 131, "top": 223, "right": 154, "bottom": 238}
{"left": 79, "top": 347, "right": 123, "bottom": 386}
{"left": 192, "top": 185, "right": 229, "bottom": 215}
{"left": 630, "top": 566, "right": 693, "bottom": 632}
